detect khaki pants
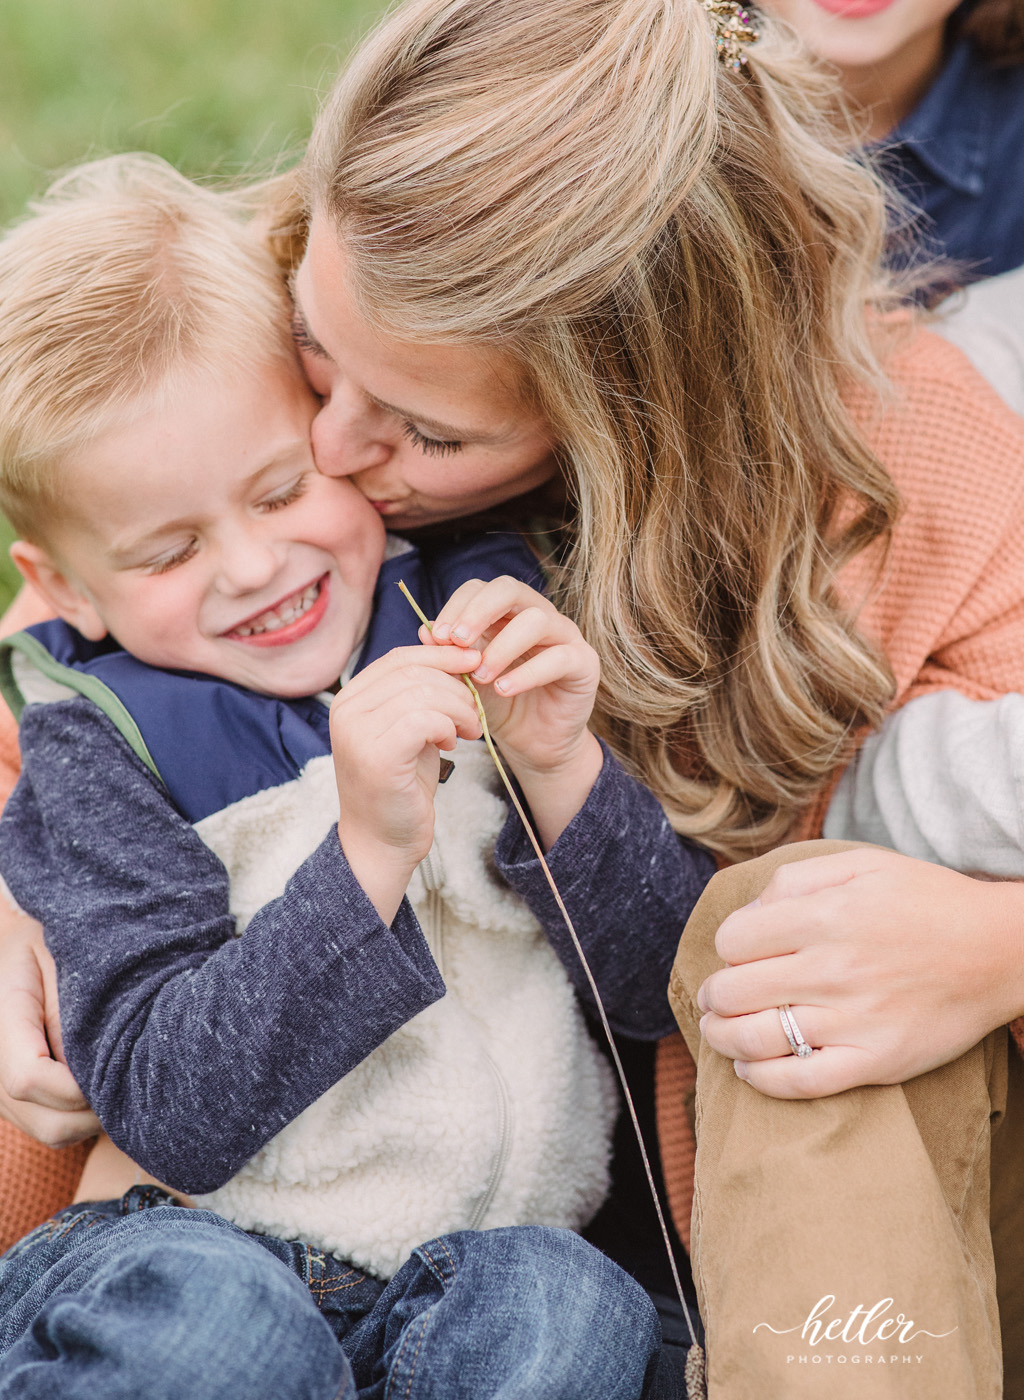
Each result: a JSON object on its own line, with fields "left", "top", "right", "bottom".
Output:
{"left": 669, "top": 840, "right": 1024, "bottom": 1399}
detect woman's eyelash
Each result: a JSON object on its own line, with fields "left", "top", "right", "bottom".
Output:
{"left": 290, "top": 315, "right": 325, "bottom": 358}
{"left": 288, "top": 325, "right": 462, "bottom": 459}
{"left": 402, "top": 421, "right": 463, "bottom": 457}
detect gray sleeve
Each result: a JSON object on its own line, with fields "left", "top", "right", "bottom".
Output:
{"left": 0, "top": 696, "right": 445, "bottom": 1194}
{"left": 935, "top": 268, "right": 1024, "bottom": 420}
{"left": 824, "top": 691, "right": 1024, "bottom": 876}
{"left": 495, "top": 743, "right": 717, "bottom": 1038}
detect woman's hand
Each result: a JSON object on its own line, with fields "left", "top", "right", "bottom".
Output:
{"left": 429, "top": 576, "right": 604, "bottom": 849}
{"left": 0, "top": 906, "right": 98, "bottom": 1145}
{"left": 330, "top": 644, "right": 485, "bottom": 921}
{"left": 696, "top": 846, "right": 1024, "bottom": 1098}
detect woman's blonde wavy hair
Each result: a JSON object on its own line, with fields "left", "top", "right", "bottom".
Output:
{"left": 293, "top": 0, "right": 907, "bottom": 859}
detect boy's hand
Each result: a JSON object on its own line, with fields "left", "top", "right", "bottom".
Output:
{"left": 330, "top": 646, "right": 483, "bottom": 922}
{"left": 427, "top": 577, "right": 604, "bottom": 849}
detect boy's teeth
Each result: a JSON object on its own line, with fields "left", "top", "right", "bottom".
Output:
{"left": 234, "top": 581, "right": 320, "bottom": 637}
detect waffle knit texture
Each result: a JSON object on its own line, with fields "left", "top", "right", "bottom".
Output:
{"left": 657, "top": 328, "right": 1024, "bottom": 1248}
{"left": 2, "top": 330, "right": 1023, "bottom": 1254}
{"left": 0, "top": 1124, "right": 89, "bottom": 1254}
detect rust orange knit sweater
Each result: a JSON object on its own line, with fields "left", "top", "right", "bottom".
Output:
{"left": 657, "top": 328, "right": 1024, "bottom": 1247}
{"left": 3, "top": 329, "right": 1024, "bottom": 1255}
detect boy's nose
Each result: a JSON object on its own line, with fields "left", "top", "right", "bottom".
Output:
{"left": 217, "top": 532, "right": 283, "bottom": 596}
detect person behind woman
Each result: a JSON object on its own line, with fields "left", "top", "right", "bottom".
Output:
{"left": 759, "top": 0, "right": 1024, "bottom": 278}
{"left": 4, "top": 0, "right": 1024, "bottom": 1393}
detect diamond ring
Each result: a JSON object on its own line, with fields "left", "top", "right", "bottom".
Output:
{"left": 778, "top": 1004, "right": 814, "bottom": 1058}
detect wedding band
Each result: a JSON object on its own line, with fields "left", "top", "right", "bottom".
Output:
{"left": 778, "top": 1004, "right": 814, "bottom": 1058}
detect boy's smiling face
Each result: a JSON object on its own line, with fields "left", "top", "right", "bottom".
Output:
{"left": 17, "top": 361, "right": 386, "bottom": 698}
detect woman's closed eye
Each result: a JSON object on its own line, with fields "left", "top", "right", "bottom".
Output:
{"left": 291, "top": 314, "right": 326, "bottom": 361}
{"left": 402, "top": 421, "right": 463, "bottom": 457}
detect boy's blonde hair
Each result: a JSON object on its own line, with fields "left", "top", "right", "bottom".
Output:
{"left": 296, "top": 0, "right": 908, "bottom": 860}
{"left": 0, "top": 153, "right": 296, "bottom": 543}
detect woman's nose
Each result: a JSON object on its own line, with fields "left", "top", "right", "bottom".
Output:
{"left": 310, "top": 385, "right": 393, "bottom": 479}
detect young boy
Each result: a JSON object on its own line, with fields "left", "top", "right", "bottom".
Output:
{"left": 0, "top": 155, "right": 713, "bottom": 1399}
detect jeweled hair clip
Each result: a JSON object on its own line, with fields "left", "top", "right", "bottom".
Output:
{"left": 703, "top": 0, "right": 759, "bottom": 71}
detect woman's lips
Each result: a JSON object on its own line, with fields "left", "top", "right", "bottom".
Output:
{"left": 367, "top": 498, "right": 405, "bottom": 516}
{"left": 224, "top": 574, "right": 331, "bottom": 648}
{"left": 807, "top": 0, "right": 898, "bottom": 16}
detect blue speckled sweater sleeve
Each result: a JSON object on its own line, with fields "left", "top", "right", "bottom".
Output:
{"left": 0, "top": 697, "right": 447, "bottom": 1195}
{"left": 495, "top": 742, "right": 717, "bottom": 1039}
{"left": 0, "top": 700, "right": 714, "bottom": 1194}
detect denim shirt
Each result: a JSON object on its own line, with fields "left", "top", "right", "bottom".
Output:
{"left": 882, "top": 36, "right": 1024, "bottom": 281}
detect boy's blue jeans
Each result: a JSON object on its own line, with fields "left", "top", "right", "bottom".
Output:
{"left": 0, "top": 1188, "right": 684, "bottom": 1399}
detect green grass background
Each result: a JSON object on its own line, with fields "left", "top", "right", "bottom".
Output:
{"left": 0, "top": 0, "right": 387, "bottom": 611}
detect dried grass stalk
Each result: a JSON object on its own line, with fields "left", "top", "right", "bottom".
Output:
{"left": 398, "top": 580, "right": 704, "bottom": 1384}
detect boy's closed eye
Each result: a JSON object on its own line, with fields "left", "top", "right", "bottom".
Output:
{"left": 144, "top": 540, "right": 199, "bottom": 575}
{"left": 258, "top": 473, "right": 311, "bottom": 511}
{"left": 137, "top": 474, "right": 312, "bottom": 575}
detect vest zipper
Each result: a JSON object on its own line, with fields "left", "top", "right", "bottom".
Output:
{"left": 468, "top": 1050, "right": 514, "bottom": 1231}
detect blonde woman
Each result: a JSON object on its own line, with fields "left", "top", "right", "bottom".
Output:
{"left": 3, "top": 0, "right": 1024, "bottom": 1395}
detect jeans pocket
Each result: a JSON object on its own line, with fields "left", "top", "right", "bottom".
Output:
{"left": 0, "top": 1203, "right": 117, "bottom": 1335}
{"left": 2, "top": 1205, "right": 109, "bottom": 1265}
{"left": 246, "top": 1231, "right": 382, "bottom": 1342}
{"left": 302, "top": 1244, "right": 381, "bottom": 1336}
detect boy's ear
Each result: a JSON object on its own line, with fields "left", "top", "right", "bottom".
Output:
{"left": 9, "top": 541, "right": 108, "bottom": 642}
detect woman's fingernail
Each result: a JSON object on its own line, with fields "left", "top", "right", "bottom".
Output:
{"left": 494, "top": 677, "right": 509, "bottom": 694}
{"left": 698, "top": 1014, "right": 709, "bottom": 1036}
{"left": 472, "top": 666, "right": 489, "bottom": 682}
{"left": 452, "top": 626, "right": 470, "bottom": 642}
{"left": 433, "top": 623, "right": 450, "bottom": 640}
{"left": 696, "top": 987, "right": 708, "bottom": 1013}
{"left": 734, "top": 1061, "right": 749, "bottom": 1082}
